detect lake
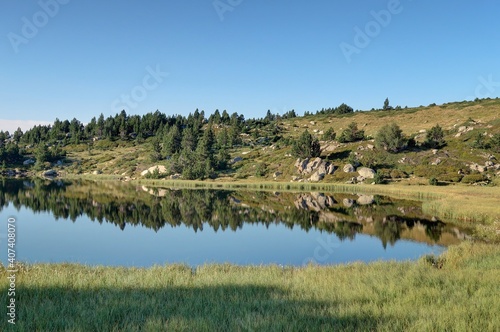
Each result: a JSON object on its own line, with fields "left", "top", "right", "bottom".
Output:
{"left": 0, "top": 179, "right": 470, "bottom": 267}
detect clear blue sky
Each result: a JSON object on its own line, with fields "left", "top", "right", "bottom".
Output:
{"left": 1, "top": 0, "right": 499, "bottom": 132}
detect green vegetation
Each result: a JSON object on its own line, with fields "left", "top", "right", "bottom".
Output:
{"left": 425, "top": 124, "right": 446, "bottom": 148}
{"left": 383, "top": 97, "right": 393, "bottom": 111}
{"left": 1, "top": 98, "right": 500, "bottom": 186}
{"left": 375, "top": 123, "right": 407, "bottom": 153}
{"left": 316, "top": 102, "right": 354, "bottom": 115}
{"left": 1, "top": 241, "right": 498, "bottom": 331}
{"left": 490, "top": 133, "right": 500, "bottom": 152}
{"left": 338, "top": 122, "right": 365, "bottom": 143}
{"left": 291, "top": 130, "right": 320, "bottom": 159}
{"left": 321, "top": 127, "right": 336, "bottom": 141}
{"left": 1, "top": 98, "right": 499, "bottom": 331}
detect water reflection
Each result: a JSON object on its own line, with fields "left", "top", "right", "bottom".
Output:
{"left": 0, "top": 179, "right": 470, "bottom": 249}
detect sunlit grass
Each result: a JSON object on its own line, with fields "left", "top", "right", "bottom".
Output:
{"left": 1, "top": 242, "right": 498, "bottom": 331}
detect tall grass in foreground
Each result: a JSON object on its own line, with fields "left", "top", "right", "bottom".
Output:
{"left": 1, "top": 242, "right": 499, "bottom": 331}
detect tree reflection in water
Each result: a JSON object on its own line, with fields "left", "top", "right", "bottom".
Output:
{"left": 0, "top": 179, "right": 470, "bottom": 247}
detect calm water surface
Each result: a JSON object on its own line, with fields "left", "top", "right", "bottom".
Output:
{"left": 0, "top": 179, "right": 470, "bottom": 267}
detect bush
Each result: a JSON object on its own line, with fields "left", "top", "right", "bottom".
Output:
{"left": 255, "top": 163, "right": 267, "bottom": 177}
{"left": 438, "top": 173, "right": 463, "bottom": 183}
{"left": 321, "top": 127, "right": 336, "bottom": 141}
{"left": 390, "top": 169, "right": 408, "bottom": 179}
{"left": 429, "top": 177, "right": 438, "bottom": 186}
{"left": 291, "top": 130, "right": 321, "bottom": 159}
{"left": 414, "top": 164, "right": 462, "bottom": 180}
{"left": 489, "top": 133, "right": 500, "bottom": 152}
{"left": 338, "top": 122, "right": 365, "bottom": 143}
{"left": 373, "top": 171, "right": 384, "bottom": 184}
{"left": 144, "top": 167, "right": 164, "bottom": 179}
{"left": 347, "top": 152, "right": 360, "bottom": 167}
{"left": 461, "top": 174, "right": 486, "bottom": 184}
{"left": 375, "top": 123, "right": 407, "bottom": 153}
{"left": 470, "top": 132, "right": 488, "bottom": 149}
{"left": 376, "top": 168, "right": 392, "bottom": 179}
{"left": 425, "top": 124, "right": 446, "bottom": 148}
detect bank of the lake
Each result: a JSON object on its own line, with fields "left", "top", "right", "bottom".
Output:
{"left": 1, "top": 241, "right": 499, "bottom": 331}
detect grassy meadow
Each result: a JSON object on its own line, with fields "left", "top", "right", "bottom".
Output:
{"left": 1, "top": 241, "right": 499, "bottom": 331}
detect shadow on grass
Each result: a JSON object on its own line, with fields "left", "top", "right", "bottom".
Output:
{"left": 326, "top": 150, "right": 351, "bottom": 161}
{"left": 2, "top": 284, "right": 387, "bottom": 331}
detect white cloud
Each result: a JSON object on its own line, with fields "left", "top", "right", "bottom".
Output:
{"left": 0, "top": 119, "right": 52, "bottom": 133}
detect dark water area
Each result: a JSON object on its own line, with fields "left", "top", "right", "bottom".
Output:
{"left": 0, "top": 179, "right": 471, "bottom": 267}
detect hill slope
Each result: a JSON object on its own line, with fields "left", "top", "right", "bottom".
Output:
{"left": 5, "top": 99, "right": 500, "bottom": 185}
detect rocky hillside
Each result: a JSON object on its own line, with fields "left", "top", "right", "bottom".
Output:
{"left": 3, "top": 98, "right": 499, "bottom": 186}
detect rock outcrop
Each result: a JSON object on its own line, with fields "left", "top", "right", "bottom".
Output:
{"left": 141, "top": 165, "right": 168, "bottom": 177}
{"left": 309, "top": 172, "right": 324, "bottom": 182}
{"left": 230, "top": 156, "right": 243, "bottom": 164}
{"left": 294, "top": 157, "right": 335, "bottom": 182}
{"left": 343, "top": 164, "right": 355, "bottom": 173}
{"left": 357, "top": 167, "right": 376, "bottom": 179}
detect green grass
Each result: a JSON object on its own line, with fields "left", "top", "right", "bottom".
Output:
{"left": 1, "top": 241, "right": 499, "bottom": 331}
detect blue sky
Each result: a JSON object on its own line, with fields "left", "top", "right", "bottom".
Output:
{"left": 1, "top": 0, "right": 499, "bottom": 132}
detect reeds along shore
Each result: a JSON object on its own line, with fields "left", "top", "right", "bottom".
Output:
{"left": 0, "top": 241, "right": 499, "bottom": 331}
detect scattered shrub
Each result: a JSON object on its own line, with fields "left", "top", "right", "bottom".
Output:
{"left": 390, "top": 169, "right": 408, "bottom": 179}
{"left": 489, "top": 133, "right": 500, "bottom": 152}
{"left": 425, "top": 124, "right": 446, "bottom": 148}
{"left": 469, "top": 132, "right": 490, "bottom": 150}
{"left": 321, "top": 127, "right": 336, "bottom": 141}
{"left": 338, "top": 122, "right": 365, "bottom": 143}
{"left": 375, "top": 123, "right": 407, "bottom": 153}
{"left": 461, "top": 174, "right": 485, "bottom": 184}
{"left": 373, "top": 171, "right": 384, "bottom": 184}
{"left": 347, "top": 152, "right": 361, "bottom": 167}
{"left": 437, "top": 173, "right": 463, "bottom": 183}
{"left": 291, "top": 130, "right": 321, "bottom": 159}
{"left": 255, "top": 163, "right": 267, "bottom": 177}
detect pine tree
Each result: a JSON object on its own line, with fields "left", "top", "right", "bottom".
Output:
{"left": 375, "top": 123, "right": 407, "bottom": 153}
{"left": 338, "top": 122, "right": 365, "bottom": 143}
{"left": 383, "top": 98, "right": 392, "bottom": 111}
{"left": 425, "top": 124, "right": 446, "bottom": 148}
{"left": 291, "top": 130, "right": 321, "bottom": 159}
{"left": 163, "top": 126, "right": 182, "bottom": 156}
{"left": 181, "top": 128, "right": 197, "bottom": 152}
{"left": 150, "top": 137, "right": 162, "bottom": 162}
{"left": 217, "top": 128, "right": 229, "bottom": 148}
{"left": 34, "top": 143, "right": 49, "bottom": 170}
{"left": 321, "top": 127, "right": 336, "bottom": 141}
